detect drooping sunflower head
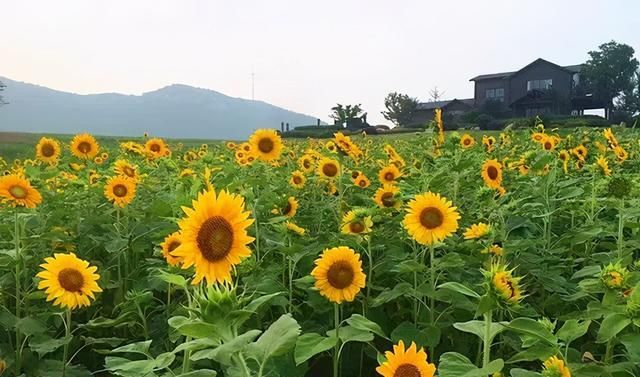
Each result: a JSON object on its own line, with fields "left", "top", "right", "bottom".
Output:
{"left": 290, "top": 171, "right": 306, "bottom": 189}
{"left": 463, "top": 222, "right": 491, "bottom": 240}
{"left": 542, "top": 356, "right": 571, "bottom": 377}
{"left": 595, "top": 156, "right": 611, "bottom": 176}
{"left": 0, "top": 174, "right": 42, "bottom": 208}
{"left": 114, "top": 159, "right": 140, "bottom": 181}
{"left": 317, "top": 157, "right": 341, "bottom": 179}
{"left": 558, "top": 150, "right": 570, "bottom": 163}
{"left": 278, "top": 196, "right": 298, "bottom": 218}
{"left": 161, "top": 231, "right": 184, "bottom": 266}
{"left": 145, "top": 138, "right": 170, "bottom": 159}
{"left": 341, "top": 210, "right": 373, "bottom": 235}
{"left": 35, "top": 137, "right": 61, "bottom": 164}
{"left": 355, "top": 174, "right": 371, "bottom": 189}
{"left": 460, "top": 134, "right": 476, "bottom": 149}
{"left": 376, "top": 340, "right": 436, "bottom": 377}
{"left": 286, "top": 221, "right": 306, "bottom": 236}
{"left": 379, "top": 164, "right": 402, "bottom": 184}
{"left": 487, "top": 263, "right": 523, "bottom": 306}
{"left": 104, "top": 176, "right": 137, "bottom": 208}
{"left": 572, "top": 145, "right": 587, "bottom": 161}
{"left": 36, "top": 253, "right": 102, "bottom": 310}
{"left": 70, "top": 133, "right": 100, "bottom": 160}
{"left": 249, "top": 129, "right": 283, "bottom": 161}
{"left": 481, "top": 159, "right": 503, "bottom": 189}
{"left": 403, "top": 192, "right": 460, "bottom": 245}
{"left": 311, "top": 246, "right": 366, "bottom": 303}
{"left": 174, "top": 189, "right": 254, "bottom": 285}
{"left": 374, "top": 184, "right": 401, "bottom": 209}
{"left": 613, "top": 146, "right": 628, "bottom": 163}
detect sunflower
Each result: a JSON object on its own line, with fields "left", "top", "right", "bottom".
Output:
{"left": 226, "top": 141, "right": 237, "bottom": 150}
{"left": 36, "top": 253, "right": 102, "bottom": 309}
{"left": 325, "top": 141, "right": 338, "bottom": 153}
{"left": 341, "top": 210, "right": 373, "bottom": 235}
{"left": 104, "top": 176, "right": 137, "bottom": 207}
{"left": 35, "top": 137, "right": 61, "bottom": 164}
{"left": 94, "top": 156, "right": 104, "bottom": 165}
{"left": 290, "top": 171, "right": 306, "bottom": 189}
{"left": 541, "top": 136, "right": 557, "bottom": 151}
{"left": 70, "top": 133, "right": 100, "bottom": 160}
{"left": 376, "top": 340, "right": 436, "bottom": 377}
{"left": 239, "top": 142, "right": 252, "bottom": 153}
{"left": 249, "top": 129, "right": 283, "bottom": 161}
{"left": 542, "top": 356, "right": 571, "bottom": 377}
{"left": 276, "top": 196, "right": 298, "bottom": 218}
{"left": 161, "top": 232, "right": 183, "bottom": 266}
{"left": 613, "top": 146, "right": 628, "bottom": 163}
{"left": 317, "top": 157, "right": 341, "bottom": 179}
{"left": 311, "top": 246, "right": 366, "bottom": 303}
{"left": 0, "top": 174, "right": 42, "bottom": 208}
{"left": 374, "top": 184, "right": 401, "bottom": 209}
{"left": 596, "top": 156, "right": 611, "bottom": 176}
{"left": 286, "top": 221, "right": 306, "bottom": 236}
{"left": 379, "top": 164, "right": 402, "bottom": 184}
{"left": 460, "top": 134, "right": 476, "bottom": 149}
{"left": 490, "top": 265, "right": 523, "bottom": 305}
{"left": 481, "top": 159, "right": 503, "bottom": 189}
{"left": 173, "top": 189, "right": 254, "bottom": 285}
{"left": 482, "top": 135, "right": 496, "bottom": 152}
{"left": 403, "top": 192, "right": 460, "bottom": 245}
{"left": 298, "top": 155, "right": 315, "bottom": 173}
{"left": 114, "top": 160, "right": 140, "bottom": 182}
{"left": 571, "top": 145, "right": 587, "bottom": 161}
{"left": 484, "top": 244, "right": 504, "bottom": 256}
{"left": 354, "top": 174, "right": 371, "bottom": 189}
{"left": 463, "top": 223, "right": 491, "bottom": 240}
{"left": 145, "top": 138, "right": 170, "bottom": 159}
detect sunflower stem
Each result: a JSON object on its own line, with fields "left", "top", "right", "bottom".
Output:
{"left": 14, "top": 208, "right": 22, "bottom": 377}
{"left": 429, "top": 244, "right": 436, "bottom": 326}
{"left": 333, "top": 303, "right": 341, "bottom": 377}
{"left": 62, "top": 309, "right": 72, "bottom": 377}
{"left": 482, "top": 310, "right": 492, "bottom": 368}
{"left": 617, "top": 198, "right": 624, "bottom": 260}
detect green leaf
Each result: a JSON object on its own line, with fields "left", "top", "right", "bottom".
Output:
{"left": 506, "top": 342, "right": 557, "bottom": 363}
{"left": 345, "top": 314, "right": 387, "bottom": 339}
{"left": 557, "top": 320, "right": 591, "bottom": 344}
{"left": 154, "top": 352, "right": 175, "bottom": 369}
{"left": 597, "top": 313, "right": 631, "bottom": 343}
{"left": 438, "top": 352, "right": 504, "bottom": 377}
{"left": 510, "top": 369, "right": 542, "bottom": 377}
{"left": 507, "top": 318, "right": 557, "bottom": 345}
{"left": 454, "top": 320, "right": 507, "bottom": 342}
{"left": 327, "top": 325, "right": 374, "bottom": 343}
{"left": 29, "top": 334, "right": 70, "bottom": 358}
{"left": 391, "top": 322, "right": 429, "bottom": 346}
{"left": 156, "top": 270, "right": 187, "bottom": 289}
{"left": 571, "top": 265, "right": 601, "bottom": 280}
{"left": 191, "top": 330, "right": 261, "bottom": 365}
{"left": 173, "top": 371, "right": 217, "bottom": 377}
{"left": 169, "top": 316, "right": 221, "bottom": 339}
{"left": 242, "top": 292, "right": 285, "bottom": 314}
{"left": 105, "top": 357, "right": 156, "bottom": 377}
{"left": 294, "top": 333, "right": 337, "bottom": 365}
{"left": 246, "top": 314, "right": 301, "bottom": 364}
{"left": 619, "top": 333, "right": 640, "bottom": 362}
{"left": 371, "top": 283, "right": 413, "bottom": 307}
{"left": 112, "top": 340, "right": 153, "bottom": 355}
{"left": 438, "top": 282, "right": 480, "bottom": 298}
{"left": 15, "top": 316, "right": 47, "bottom": 336}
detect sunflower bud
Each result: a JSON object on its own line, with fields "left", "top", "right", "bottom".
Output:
{"left": 0, "top": 358, "right": 6, "bottom": 374}
{"left": 607, "top": 176, "right": 632, "bottom": 199}
{"left": 625, "top": 285, "right": 640, "bottom": 318}
{"left": 542, "top": 356, "right": 571, "bottom": 377}
{"left": 196, "top": 284, "right": 238, "bottom": 325}
{"left": 484, "top": 263, "right": 524, "bottom": 306}
{"left": 601, "top": 262, "right": 628, "bottom": 290}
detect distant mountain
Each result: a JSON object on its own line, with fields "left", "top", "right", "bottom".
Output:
{"left": 0, "top": 77, "right": 321, "bottom": 139}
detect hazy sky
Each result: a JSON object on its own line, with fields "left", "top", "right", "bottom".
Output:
{"left": 2, "top": 0, "right": 639, "bottom": 125}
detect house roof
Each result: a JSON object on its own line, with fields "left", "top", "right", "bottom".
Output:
{"left": 416, "top": 98, "right": 474, "bottom": 110}
{"left": 469, "top": 59, "right": 583, "bottom": 81}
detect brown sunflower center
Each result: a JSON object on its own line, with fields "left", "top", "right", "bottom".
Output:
{"left": 196, "top": 216, "right": 234, "bottom": 262}
{"left": 41, "top": 143, "right": 56, "bottom": 157}
{"left": 168, "top": 240, "right": 181, "bottom": 253}
{"left": 9, "top": 185, "right": 27, "bottom": 199}
{"left": 283, "top": 202, "right": 293, "bottom": 215}
{"left": 544, "top": 141, "right": 552, "bottom": 150}
{"left": 326, "top": 261, "right": 355, "bottom": 289}
{"left": 258, "top": 137, "right": 274, "bottom": 153}
{"left": 394, "top": 363, "right": 421, "bottom": 377}
{"left": 384, "top": 172, "right": 395, "bottom": 181}
{"left": 487, "top": 166, "right": 499, "bottom": 180}
{"left": 293, "top": 176, "right": 302, "bottom": 184}
{"left": 150, "top": 143, "right": 161, "bottom": 152}
{"left": 351, "top": 171, "right": 360, "bottom": 179}
{"left": 58, "top": 268, "right": 85, "bottom": 292}
{"left": 123, "top": 166, "right": 135, "bottom": 177}
{"left": 322, "top": 163, "right": 338, "bottom": 177}
{"left": 419, "top": 207, "right": 443, "bottom": 229}
{"left": 113, "top": 184, "right": 128, "bottom": 198}
{"left": 303, "top": 159, "right": 311, "bottom": 169}
{"left": 381, "top": 192, "right": 395, "bottom": 207}
{"left": 358, "top": 179, "right": 367, "bottom": 187}
{"left": 78, "top": 141, "right": 92, "bottom": 154}
{"left": 463, "top": 138, "right": 471, "bottom": 145}
{"left": 349, "top": 221, "right": 365, "bottom": 234}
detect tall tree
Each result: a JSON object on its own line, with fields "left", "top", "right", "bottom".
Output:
{"left": 618, "top": 72, "right": 640, "bottom": 115}
{"left": 428, "top": 86, "right": 445, "bottom": 102}
{"left": 329, "top": 104, "right": 366, "bottom": 126}
{"left": 582, "top": 41, "right": 639, "bottom": 119}
{"left": 381, "top": 92, "right": 418, "bottom": 127}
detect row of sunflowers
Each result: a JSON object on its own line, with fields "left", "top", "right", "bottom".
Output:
{"left": 0, "top": 124, "right": 639, "bottom": 377}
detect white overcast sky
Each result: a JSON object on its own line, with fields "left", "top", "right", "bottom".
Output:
{"left": 1, "top": 0, "right": 639, "bottom": 125}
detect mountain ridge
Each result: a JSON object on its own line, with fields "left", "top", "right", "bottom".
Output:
{"left": 0, "top": 76, "right": 321, "bottom": 139}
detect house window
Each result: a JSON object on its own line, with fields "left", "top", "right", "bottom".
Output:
{"left": 485, "top": 88, "right": 504, "bottom": 102}
{"left": 527, "top": 79, "right": 553, "bottom": 91}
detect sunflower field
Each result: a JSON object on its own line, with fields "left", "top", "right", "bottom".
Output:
{"left": 0, "top": 124, "right": 639, "bottom": 377}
